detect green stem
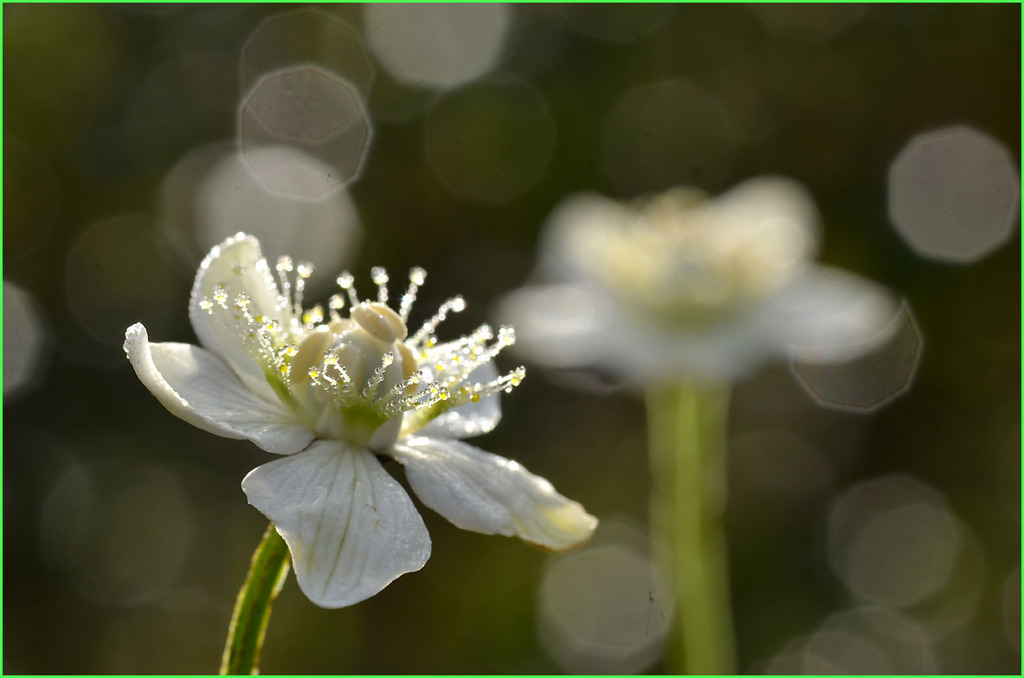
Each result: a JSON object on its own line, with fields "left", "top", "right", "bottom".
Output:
{"left": 647, "top": 381, "right": 736, "bottom": 675}
{"left": 220, "top": 523, "right": 291, "bottom": 675}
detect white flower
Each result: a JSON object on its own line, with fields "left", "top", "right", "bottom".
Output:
{"left": 498, "top": 177, "right": 899, "bottom": 382}
{"left": 124, "top": 233, "right": 597, "bottom": 608}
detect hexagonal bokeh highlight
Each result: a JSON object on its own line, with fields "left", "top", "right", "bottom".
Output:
{"left": 888, "top": 125, "right": 1020, "bottom": 263}
{"left": 364, "top": 4, "right": 511, "bottom": 90}
{"left": 39, "top": 457, "right": 192, "bottom": 605}
{"left": 242, "top": 9, "right": 374, "bottom": 97}
{"left": 240, "top": 65, "right": 372, "bottom": 197}
{"left": 3, "top": 281, "right": 52, "bottom": 401}
{"left": 790, "top": 300, "right": 922, "bottom": 412}
{"left": 425, "top": 78, "right": 556, "bottom": 203}
{"left": 757, "top": 606, "right": 936, "bottom": 674}
{"left": 827, "top": 476, "right": 964, "bottom": 609}
{"left": 602, "top": 79, "right": 736, "bottom": 196}
{"left": 159, "top": 142, "right": 361, "bottom": 295}
{"left": 537, "top": 518, "right": 671, "bottom": 674}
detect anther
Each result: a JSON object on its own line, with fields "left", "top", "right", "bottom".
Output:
{"left": 337, "top": 272, "right": 359, "bottom": 308}
{"left": 399, "top": 266, "right": 427, "bottom": 322}
{"left": 371, "top": 266, "right": 389, "bottom": 303}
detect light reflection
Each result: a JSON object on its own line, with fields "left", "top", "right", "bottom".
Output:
{"left": 159, "top": 142, "right": 361, "bottom": 294}
{"left": 816, "top": 607, "right": 937, "bottom": 673}
{"left": 496, "top": 284, "right": 599, "bottom": 369}
{"left": 242, "top": 9, "right": 374, "bottom": 98}
{"left": 759, "top": 606, "right": 937, "bottom": 674}
{"left": 424, "top": 77, "right": 555, "bottom": 203}
{"left": 3, "top": 281, "right": 52, "bottom": 401}
{"left": 790, "top": 300, "right": 922, "bottom": 412}
{"left": 828, "top": 475, "right": 963, "bottom": 609}
{"left": 537, "top": 517, "right": 671, "bottom": 674}
{"left": 803, "top": 629, "right": 889, "bottom": 673}
{"left": 845, "top": 502, "right": 960, "bottom": 606}
{"left": 602, "top": 79, "right": 736, "bottom": 196}
{"left": 888, "top": 125, "right": 1020, "bottom": 263}
{"left": 909, "top": 525, "right": 985, "bottom": 639}
{"left": 39, "top": 458, "right": 193, "bottom": 605}
{"left": 240, "top": 66, "right": 372, "bottom": 196}
{"left": 364, "top": 4, "right": 511, "bottom": 90}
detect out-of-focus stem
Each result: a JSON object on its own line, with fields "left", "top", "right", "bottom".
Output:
{"left": 647, "top": 381, "right": 736, "bottom": 674}
{"left": 220, "top": 523, "right": 291, "bottom": 675}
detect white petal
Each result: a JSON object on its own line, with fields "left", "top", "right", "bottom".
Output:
{"left": 124, "top": 323, "right": 314, "bottom": 454}
{"left": 498, "top": 283, "right": 777, "bottom": 382}
{"left": 538, "top": 193, "right": 635, "bottom": 280}
{"left": 391, "top": 436, "right": 598, "bottom": 551}
{"left": 699, "top": 175, "right": 821, "bottom": 257}
{"left": 414, "top": 360, "right": 502, "bottom": 439}
{"left": 241, "top": 440, "right": 431, "bottom": 608}
{"left": 189, "top": 233, "right": 291, "bottom": 399}
{"left": 495, "top": 283, "right": 612, "bottom": 370}
{"left": 761, "top": 265, "right": 899, "bottom": 360}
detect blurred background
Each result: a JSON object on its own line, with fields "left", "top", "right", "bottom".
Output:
{"left": 3, "top": 4, "right": 1020, "bottom": 673}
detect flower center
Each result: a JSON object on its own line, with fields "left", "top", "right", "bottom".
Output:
{"left": 572, "top": 188, "right": 814, "bottom": 328}
{"left": 200, "top": 261, "right": 526, "bottom": 450}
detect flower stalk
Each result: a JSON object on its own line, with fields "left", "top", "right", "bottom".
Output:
{"left": 647, "top": 381, "right": 736, "bottom": 674}
{"left": 221, "top": 523, "right": 291, "bottom": 675}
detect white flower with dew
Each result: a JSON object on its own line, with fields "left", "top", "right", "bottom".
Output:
{"left": 124, "top": 233, "right": 597, "bottom": 608}
{"left": 498, "top": 177, "right": 900, "bottom": 383}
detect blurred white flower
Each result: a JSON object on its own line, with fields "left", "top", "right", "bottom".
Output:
{"left": 499, "top": 177, "right": 898, "bottom": 382}
{"left": 124, "top": 233, "right": 597, "bottom": 608}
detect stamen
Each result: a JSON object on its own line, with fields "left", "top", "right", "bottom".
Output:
{"left": 451, "top": 365, "right": 527, "bottom": 406}
{"left": 399, "top": 266, "right": 427, "bottom": 322}
{"left": 276, "top": 257, "right": 293, "bottom": 310}
{"left": 377, "top": 370, "right": 424, "bottom": 416}
{"left": 212, "top": 285, "right": 229, "bottom": 308}
{"left": 371, "top": 266, "right": 390, "bottom": 303}
{"left": 310, "top": 352, "right": 358, "bottom": 405}
{"left": 409, "top": 295, "right": 466, "bottom": 348}
{"left": 337, "top": 272, "right": 359, "bottom": 308}
{"left": 197, "top": 288, "right": 292, "bottom": 383}
{"left": 328, "top": 294, "right": 346, "bottom": 321}
{"left": 423, "top": 382, "right": 451, "bottom": 406}
{"left": 294, "top": 262, "right": 314, "bottom": 316}
{"left": 362, "top": 352, "right": 395, "bottom": 402}
{"left": 197, "top": 263, "right": 525, "bottom": 448}
{"left": 301, "top": 304, "right": 325, "bottom": 327}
